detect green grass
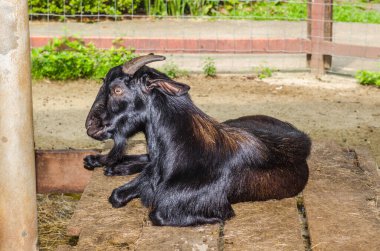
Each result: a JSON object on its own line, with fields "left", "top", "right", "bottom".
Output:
{"left": 360, "top": 0, "right": 380, "bottom": 3}
{"left": 213, "top": 1, "right": 307, "bottom": 21}
{"left": 220, "top": 1, "right": 380, "bottom": 24}
{"left": 254, "top": 66, "right": 274, "bottom": 79}
{"left": 334, "top": 4, "right": 380, "bottom": 23}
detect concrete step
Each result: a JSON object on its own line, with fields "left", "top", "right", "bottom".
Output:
{"left": 304, "top": 142, "right": 380, "bottom": 251}
{"left": 224, "top": 199, "right": 304, "bottom": 251}
{"left": 58, "top": 141, "right": 379, "bottom": 250}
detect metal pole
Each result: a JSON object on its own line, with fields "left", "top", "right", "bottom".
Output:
{"left": 0, "top": 1, "right": 38, "bottom": 250}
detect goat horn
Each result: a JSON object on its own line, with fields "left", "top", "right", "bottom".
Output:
{"left": 122, "top": 54, "right": 166, "bottom": 75}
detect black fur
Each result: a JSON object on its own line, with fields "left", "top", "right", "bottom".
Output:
{"left": 84, "top": 58, "right": 311, "bottom": 226}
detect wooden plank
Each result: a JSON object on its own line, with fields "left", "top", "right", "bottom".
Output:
{"left": 307, "top": 0, "right": 312, "bottom": 67}
{"left": 304, "top": 142, "right": 380, "bottom": 250}
{"left": 224, "top": 199, "right": 305, "bottom": 251}
{"left": 30, "top": 36, "right": 309, "bottom": 54}
{"left": 309, "top": 0, "right": 325, "bottom": 75}
{"left": 309, "top": 0, "right": 333, "bottom": 75}
{"left": 30, "top": 36, "right": 380, "bottom": 61}
{"left": 35, "top": 149, "right": 100, "bottom": 193}
{"left": 323, "top": 0, "right": 333, "bottom": 69}
{"left": 321, "top": 41, "right": 380, "bottom": 59}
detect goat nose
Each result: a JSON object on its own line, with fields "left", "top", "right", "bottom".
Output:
{"left": 86, "top": 120, "right": 93, "bottom": 128}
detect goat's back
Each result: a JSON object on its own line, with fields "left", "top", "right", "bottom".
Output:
{"left": 224, "top": 115, "right": 311, "bottom": 166}
{"left": 224, "top": 115, "right": 311, "bottom": 202}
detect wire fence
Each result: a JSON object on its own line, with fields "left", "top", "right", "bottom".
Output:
{"left": 28, "top": 0, "right": 309, "bottom": 21}
{"left": 28, "top": 0, "right": 380, "bottom": 75}
{"left": 27, "top": 0, "right": 380, "bottom": 22}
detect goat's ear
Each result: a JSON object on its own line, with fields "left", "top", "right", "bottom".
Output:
{"left": 147, "top": 79, "right": 190, "bottom": 96}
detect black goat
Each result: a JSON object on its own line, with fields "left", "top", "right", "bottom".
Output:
{"left": 84, "top": 54, "right": 311, "bottom": 226}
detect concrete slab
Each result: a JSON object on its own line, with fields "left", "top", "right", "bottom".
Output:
{"left": 63, "top": 143, "right": 221, "bottom": 250}
{"left": 63, "top": 168, "right": 304, "bottom": 251}
{"left": 59, "top": 141, "right": 380, "bottom": 250}
{"left": 64, "top": 169, "right": 221, "bottom": 251}
{"left": 65, "top": 168, "right": 146, "bottom": 249}
{"left": 224, "top": 199, "right": 305, "bottom": 251}
{"left": 135, "top": 225, "right": 220, "bottom": 251}
{"left": 304, "top": 141, "right": 380, "bottom": 250}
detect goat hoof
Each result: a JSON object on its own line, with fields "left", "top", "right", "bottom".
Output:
{"left": 83, "top": 155, "right": 102, "bottom": 169}
{"left": 109, "top": 190, "right": 127, "bottom": 208}
{"left": 104, "top": 167, "right": 115, "bottom": 176}
{"left": 149, "top": 210, "right": 166, "bottom": 226}
{"left": 84, "top": 165, "right": 95, "bottom": 171}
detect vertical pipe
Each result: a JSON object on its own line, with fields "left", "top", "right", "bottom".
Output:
{"left": 0, "top": 1, "right": 38, "bottom": 251}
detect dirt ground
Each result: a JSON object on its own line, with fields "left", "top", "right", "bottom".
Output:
{"left": 32, "top": 72, "right": 380, "bottom": 165}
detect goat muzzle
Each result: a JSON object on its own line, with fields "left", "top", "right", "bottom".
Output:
{"left": 86, "top": 124, "right": 110, "bottom": 140}
{"left": 86, "top": 114, "right": 111, "bottom": 140}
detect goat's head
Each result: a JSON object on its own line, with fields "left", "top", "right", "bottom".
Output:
{"left": 85, "top": 54, "right": 190, "bottom": 140}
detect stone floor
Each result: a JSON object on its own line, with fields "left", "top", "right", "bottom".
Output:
{"left": 57, "top": 141, "right": 380, "bottom": 251}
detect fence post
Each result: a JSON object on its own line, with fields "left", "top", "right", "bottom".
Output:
{"left": 308, "top": 0, "right": 333, "bottom": 75}
{"left": 0, "top": 1, "right": 38, "bottom": 250}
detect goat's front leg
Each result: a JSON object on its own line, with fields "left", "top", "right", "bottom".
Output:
{"left": 83, "top": 153, "right": 108, "bottom": 170}
{"left": 104, "top": 154, "right": 149, "bottom": 176}
{"left": 109, "top": 172, "right": 148, "bottom": 208}
{"left": 83, "top": 134, "right": 126, "bottom": 170}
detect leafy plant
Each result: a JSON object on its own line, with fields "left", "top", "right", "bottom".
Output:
{"left": 31, "top": 37, "right": 136, "bottom": 80}
{"left": 355, "top": 70, "right": 380, "bottom": 87}
{"left": 160, "top": 62, "right": 188, "bottom": 78}
{"left": 187, "top": 0, "right": 216, "bottom": 16}
{"left": 255, "top": 66, "right": 273, "bottom": 79}
{"left": 29, "top": 0, "right": 141, "bottom": 17}
{"left": 202, "top": 57, "right": 217, "bottom": 77}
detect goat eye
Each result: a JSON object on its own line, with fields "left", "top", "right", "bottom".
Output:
{"left": 113, "top": 87, "right": 124, "bottom": 96}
